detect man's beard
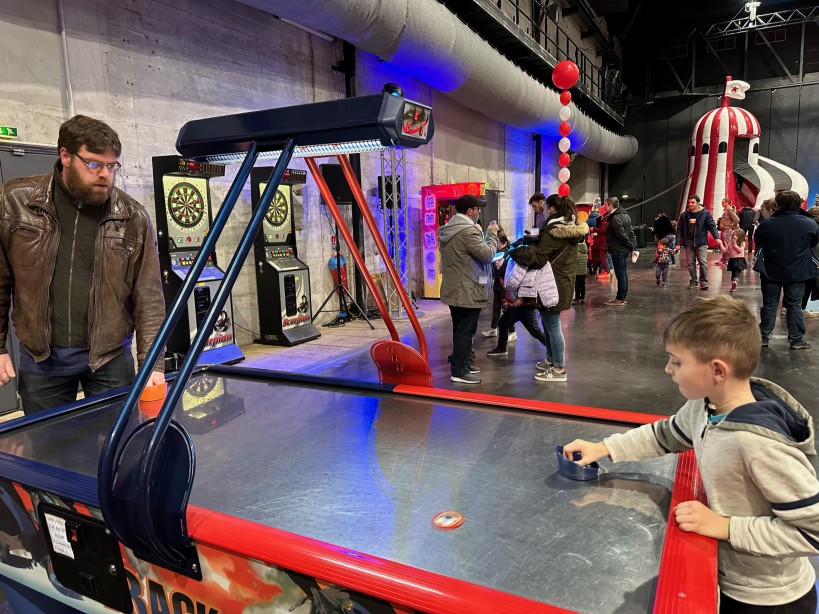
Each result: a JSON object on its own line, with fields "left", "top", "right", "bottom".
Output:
{"left": 64, "top": 163, "right": 113, "bottom": 206}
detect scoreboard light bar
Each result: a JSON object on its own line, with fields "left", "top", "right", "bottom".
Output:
{"left": 204, "top": 139, "right": 385, "bottom": 164}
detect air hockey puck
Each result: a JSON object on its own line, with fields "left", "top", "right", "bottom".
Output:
{"left": 432, "top": 510, "right": 464, "bottom": 530}
{"left": 555, "top": 445, "right": 600, "bottom": 481}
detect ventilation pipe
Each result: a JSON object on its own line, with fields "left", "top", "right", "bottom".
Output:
{"left": 242, "top": 0, "right": 637, "bottom": 164}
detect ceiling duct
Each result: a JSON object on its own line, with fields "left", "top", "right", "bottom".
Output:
{"left": 239, "top": 0, "right": 637, "bottom": 164}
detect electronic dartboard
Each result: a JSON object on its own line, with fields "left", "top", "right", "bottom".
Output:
{"left": 162, "top": 175, "right": 210, "bottom": 248}
{"left": 168, "top": 181, "right": 206, "bottom": 228}
{"left": 259, "top": 183, "right": 292, "bottom": 240}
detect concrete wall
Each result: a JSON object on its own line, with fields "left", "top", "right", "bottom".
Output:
{"left": 0, "top": 0, "right": 344, "bottom": 347}
{"left": 0, "top": 0, "right": 600, "bottom": 346}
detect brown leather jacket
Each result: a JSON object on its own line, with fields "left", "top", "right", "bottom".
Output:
{"left": 0, "top": 172, "right": 165, "bottom": 372}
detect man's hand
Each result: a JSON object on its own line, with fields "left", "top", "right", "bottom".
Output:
{"left": 148, "top": 370, "right": 166, "bottom": 388}
{"left": 674, "top": 500, "right": 730, "bottom": 540}
{"left": 487, "top": 220, "right": 499, "bottom": 233}
{"left": 561, "top": 439, "right": 610, "bottom": 466}
{"left": 0, "top": 355, "right": 16, "bottom": 387}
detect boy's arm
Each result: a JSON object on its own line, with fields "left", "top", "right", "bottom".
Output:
{"left": 604, "top": 414, "right": 694, "bottom": 462}
{"left": 729, "top": 441, "right": 819, "bottom": 557}
{"left": 565, "top": 401, "right": 699, "bottom": 465}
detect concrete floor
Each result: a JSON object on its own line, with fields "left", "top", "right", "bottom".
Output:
{"left": 244, "top": 251, "right": 817, "bottom": 420}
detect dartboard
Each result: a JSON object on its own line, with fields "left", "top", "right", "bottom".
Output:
{"left": 186, "top": 374, "right": 218, "bottom": 397}
{"left": 265, "top": 189, "right": 289, "bottom": 228}
{"left": 167, "top": 182, "right": 205, "bottom": 228}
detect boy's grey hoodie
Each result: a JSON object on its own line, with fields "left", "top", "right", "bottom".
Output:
{"left": 604, "top": 377, "right": 818, "bottom": 606}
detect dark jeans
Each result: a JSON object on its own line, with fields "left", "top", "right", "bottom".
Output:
{"left": 18, "top": 350, "right": 135, "bottom": 414}
{"left": 759, "top": 276, "right": 806, "bottom": 343}
{"left": 575, "top": 275, "right": 586, "bottom": 300}
{"left": 655, "top": 264, "right": 669, "bottom": 283}
{"left": 449, "top": 306, "right": 481, "bottom": 377}
{"left": 610, "top": 251, "right": 629, "bottom": 301}
{"left": 720, "top": 584, "right": 816, "bottom": 613}
{"left": 496, "top": 306, "right": 547, "bottom": 350}
{"left": 490, "top": 288, "right": 503, "bottom": 328}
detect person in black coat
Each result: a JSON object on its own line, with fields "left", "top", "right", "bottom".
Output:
{"left": 754, "top": 191, "right": 819, "bottom": 349}
{"left": 603, "top": 197, "right": 638, "bottom": 306}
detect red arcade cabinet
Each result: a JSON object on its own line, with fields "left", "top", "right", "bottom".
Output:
{"left": 420, "top": 181, "right": 485, "bottom": 298}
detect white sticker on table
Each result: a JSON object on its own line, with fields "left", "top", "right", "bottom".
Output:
{"left": 44, "top": 513, "right": 74, "bottom": 559}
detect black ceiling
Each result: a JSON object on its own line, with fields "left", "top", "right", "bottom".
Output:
{"left": 583, "top": 0, "right": 817, "bottom": 101}
{"left": 589, "top": 0, "right": 814, "bottom": 40}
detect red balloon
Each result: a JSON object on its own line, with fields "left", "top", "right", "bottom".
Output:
{"left": 560, "top": 90, "right": 572, "bottom": 105}
{"left": 559, "top": 121, "right": 572, "bottom": 137}
{"left": 558, "top": 153, "right": 571, "bottom": 167}
{"left": 558, "top": 183, "right": 571, "bottom": 197}
{"left": 552, "top": 61, "right": 580, "bottom": 90}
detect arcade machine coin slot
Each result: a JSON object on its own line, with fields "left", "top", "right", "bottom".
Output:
{"left": 152, "top": 155, "right": 244, "bottom": 366}
{"left": 251, "top": 167, "right": 321, "bottom": 346}
{"left": 39, "top": 503, "right": 131, "bottom": 612}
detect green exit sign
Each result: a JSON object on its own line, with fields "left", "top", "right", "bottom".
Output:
{"left": 0, "top": 126, "right": 18, "bottom": 139}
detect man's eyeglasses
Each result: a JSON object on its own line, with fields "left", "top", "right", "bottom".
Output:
{"left": 73, "top": 153, "right": 121, "bottom": 173}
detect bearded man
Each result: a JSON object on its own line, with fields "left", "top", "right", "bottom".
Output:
{"left": 0, "top": 115, "right": 165, "bottom": 413}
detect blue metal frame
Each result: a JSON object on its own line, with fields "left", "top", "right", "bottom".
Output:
{"left": 96, "top": 139, "right": 296, "bottom": 575}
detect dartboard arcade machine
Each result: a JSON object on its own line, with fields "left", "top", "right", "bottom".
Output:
{"left": 251, "top": 167, "right": 320, "bottom": 346}
{"left": 152, "top": 156, "right": 243, "bottom": 365}
{"left": 0, "top": 93, "right": 718, "bottom": 614}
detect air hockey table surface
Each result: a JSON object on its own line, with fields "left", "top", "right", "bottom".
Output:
{"left": 0, "top": 366, "right": 716, "bottom": 613}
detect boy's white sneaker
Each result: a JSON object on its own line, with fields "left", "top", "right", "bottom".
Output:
{"left": 481, "top": 328, "right": 498, "bottom": 337}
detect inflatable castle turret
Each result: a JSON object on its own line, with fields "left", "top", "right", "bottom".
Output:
{"left": 678, "top": 76, "right": 808, "bottom": 225}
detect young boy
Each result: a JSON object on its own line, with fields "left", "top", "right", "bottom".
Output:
{"left": 562, "top": 296, "right": 818, "bottom": 613}
{"left": 654, "top": 237, "right": 673, "bottom": 287}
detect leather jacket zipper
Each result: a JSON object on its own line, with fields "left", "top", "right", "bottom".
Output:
{"left": 68, "top": 207, "right": 81, "bottom": 342}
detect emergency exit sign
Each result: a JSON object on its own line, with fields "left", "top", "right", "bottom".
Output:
{"left": 0, "top": 126, "right": 18, "bottom": 139}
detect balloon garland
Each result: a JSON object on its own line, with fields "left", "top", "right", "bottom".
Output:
{"left": 552, "top": 60, "right": 580, "bottom": 197}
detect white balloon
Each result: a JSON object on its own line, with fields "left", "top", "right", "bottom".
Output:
{"left": 558, "top": 137, "right": 571, "bottom": 153}
{"left": 558, "top": 167, "right": 571, "bottom": 183}
{"left": 559, "top": 106, "right": 572, "bottom": 121}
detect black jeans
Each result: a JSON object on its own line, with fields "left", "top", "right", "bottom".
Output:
{"left": 18, "top": 350, "right": 135, "bottom": 414}
{"left": 575, "top": 275, "right": 586, "bottom": 300}
{"left": 490, "top": 287, "right": 510, "bottom": 330}
{"left": 449, "top": 306, "right": 481, "bottom": 377}
{"left": 759, "top": 276, "right": 805, "bottom": 343}
{"left": 610, "top": 251, "right": 629, "bottom": 301}
{"left": 496, "top": 306, "right": 547, "bottom": 350}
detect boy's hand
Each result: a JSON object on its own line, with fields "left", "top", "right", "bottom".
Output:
{"left": 561, "top": 439, "right": 609, "bottom": 466}
{"left": 674, "top": 500, "right": 730, "bottom": 540}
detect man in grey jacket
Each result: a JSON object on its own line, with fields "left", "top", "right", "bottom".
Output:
{"left": 439, "top": 195, "right": 498, "bottom": 384}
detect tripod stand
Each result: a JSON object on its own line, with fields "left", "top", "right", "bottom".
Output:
{"left": 312, "top": 223, "right": 374, "bottom": 329}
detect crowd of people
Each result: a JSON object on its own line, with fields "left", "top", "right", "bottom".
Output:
{"left": 438, "top": 190, "right": 819, "bottom": 386}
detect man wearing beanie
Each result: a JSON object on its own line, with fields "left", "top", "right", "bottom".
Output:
{"left": 438, "top": 194, "right": 498, "bottom": 384}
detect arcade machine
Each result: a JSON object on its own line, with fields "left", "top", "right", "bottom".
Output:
{"left": 419, "top": 181, "right": 486, "bottom": 298}
{"left": 250, "top": 167, "right": 320, "bottom": 345}
{"left": 152, "top": 156, "right": 244, "bottom": 365}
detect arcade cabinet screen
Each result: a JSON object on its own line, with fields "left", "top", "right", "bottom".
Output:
{"left": 401, "top": 102, "right": 430, "bottom": 139}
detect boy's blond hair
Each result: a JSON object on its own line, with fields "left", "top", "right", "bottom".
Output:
{"left": 663, "top": 296, "right": 760, "bottom": 378}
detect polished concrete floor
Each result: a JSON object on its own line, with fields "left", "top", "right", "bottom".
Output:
{"left": 267, "top": 251, "right": 817, "bottom": 420}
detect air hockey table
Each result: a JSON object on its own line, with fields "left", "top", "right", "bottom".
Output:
{"left": 0, "top": 366, "right": 717, "bottom": 613}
